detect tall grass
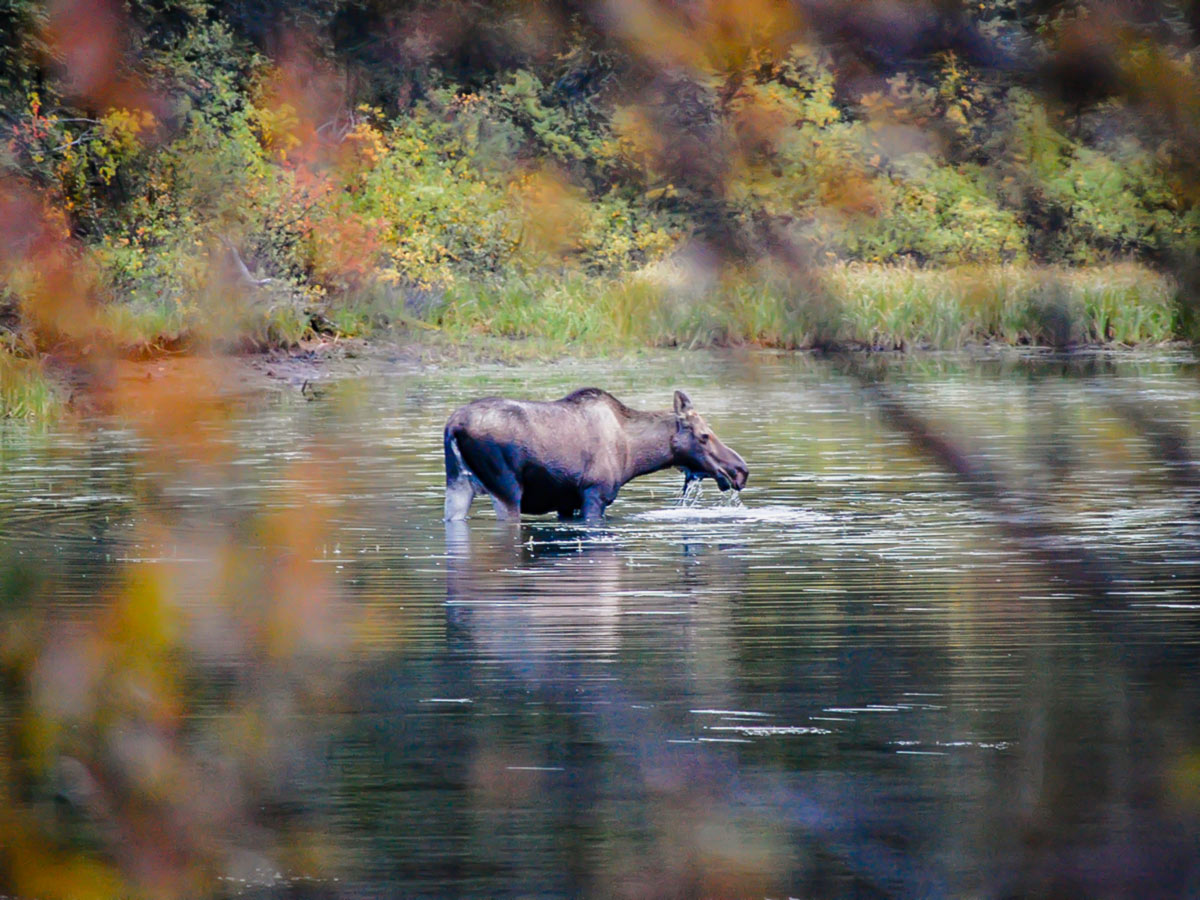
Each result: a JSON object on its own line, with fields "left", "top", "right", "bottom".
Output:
{"left": 436, "top": 276, "right": 665, "bottom": 349}
{"left": 0, "top": 262, "right": 1176, "bottom": 417}
{"left": 828, "top": 263, "right": 1176, "bottom": 348}
{"left": 0, "top": 352, "right": 60, "bottom": 419}
{"left": 429, "top": 263, "right": 1177, "bottom": 350}
{"left": 93, "top": 290, "right": 315, "bottom": 352}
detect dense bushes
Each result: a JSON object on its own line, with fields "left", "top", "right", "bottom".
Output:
{"left": 0, "top": 1, "right": 1196, "bottom": 351}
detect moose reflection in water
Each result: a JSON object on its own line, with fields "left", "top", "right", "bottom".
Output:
{"left": 443, "top": 388, "right": 748, "bottom": 521}
{"left": 444, "top": 523, "right": 621, "bottom": 651}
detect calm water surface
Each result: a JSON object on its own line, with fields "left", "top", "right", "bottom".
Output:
{"left": 2, "top": 350, "right": 1199, "bottom": 899}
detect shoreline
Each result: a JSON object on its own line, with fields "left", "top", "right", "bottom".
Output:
{"left": 4, "top": 274, "right": 1192, "bottom": 421}
{"left": 29, "top": 331, "right": 1196, "bottom": 418}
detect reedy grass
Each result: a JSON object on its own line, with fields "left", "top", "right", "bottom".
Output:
{"left": 828, "top": 263, "right": 1175, "bottom": 348}
{"left": 96, "top": 300, "right": 191, "bottom": 349}
{"left": 94, "top": 289, "right": 314, "bottom": 352}
{"left": 0, "top": 261, "right": 1178, "bottom": 421}
{"left": 428, "top": 263, "right": 1177, "bottom": 350}
{"left": 0, "top": 351, "right": 60, "bottom": 419}
{"left": 72, "top": 262, "right": 1186, "bottom": 354}
{"left": 435, "top": 276, "right": 665, "bottom": 350}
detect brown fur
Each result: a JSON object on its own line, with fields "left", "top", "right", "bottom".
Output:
{"left": 443, "top": 388, "right": 748, "bottom": 521}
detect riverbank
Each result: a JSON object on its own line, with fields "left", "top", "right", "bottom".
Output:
{"left": 0, "top": 261, "right": 1181, "bottom": 419}
{"left": 50, "top": 259, "right": 1187, "bottom": 353}
{"left": 433, "top": 262, "right": 1176, "bottom": 350}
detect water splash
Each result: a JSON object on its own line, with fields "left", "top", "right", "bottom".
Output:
{"left": 677, "top": 478, "right": 704, "bottom": 507}
{"left": 677, "top": 479, "right": 744, "bottom": 508}
{"left": 675, "top": 476, "right": 746, "bottom": 512}
{"left": 636, "top": 505, "right": 834, "bottom": 525}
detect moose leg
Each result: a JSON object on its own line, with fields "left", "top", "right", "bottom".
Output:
{"left": 491, "top": 494, "right": 521, "bottom": 521}
{"left": 453, "top": 433, "right": 522, "bottom": 521}
{"left": 486, "top": 475, "right": 523, "bottom": 521}
{"left": 557, "top": 491, "right": 584, "bottom": 520}
{"left": 580, "top": 487, "right": 609, "bottom": 521}
{"left": 444, "top": 475, "right": 477, "bottom": 521}
{"left": 443, "top": 427, "right": 480, "bottom": 521}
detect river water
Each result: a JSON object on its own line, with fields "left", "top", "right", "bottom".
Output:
{"left": 1, "top": 349, "right": 1199, "bottom": 899}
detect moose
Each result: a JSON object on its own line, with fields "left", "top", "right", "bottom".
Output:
{"left": 443, "top": 388, "right": 749, "bottom": 521}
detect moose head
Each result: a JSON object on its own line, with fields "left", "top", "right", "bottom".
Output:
{"left": 670, "top": 390, "right": 749, "bottom": 491}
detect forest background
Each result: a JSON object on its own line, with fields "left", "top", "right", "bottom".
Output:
{"left": 2, "top": 0, "right": 1200, "bottom": 415}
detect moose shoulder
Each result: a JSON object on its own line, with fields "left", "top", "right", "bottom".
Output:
{"left": 443, "top": 388, "right": 748, "bottom": 521}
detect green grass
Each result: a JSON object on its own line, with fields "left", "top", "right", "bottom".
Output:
{"left": 0, "top": 352, "right": 61, "bottom": 419}
{"left": 94, "top": 290, "right": 316, "bottom": 352}
{"left": 0, "top": 262, "right": 1178, "bottom": 420}
{"left": 424, "top": 263, "right": 1176, "bottom": 350}
{"left": 432, "top": 275, "right": 664, "bottom": 349}
{"left": 78, "top": 262, "right": 1183, "bottom": 354}
{"left": 96, "top": 300, "right": 190, "bottom": 347}
{"left": 827, "top": 263, "right": 1176, "bottom": 348}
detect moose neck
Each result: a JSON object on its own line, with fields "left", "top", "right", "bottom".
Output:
{"left": 623, "top": 412, "right": 679, "bottom": 482}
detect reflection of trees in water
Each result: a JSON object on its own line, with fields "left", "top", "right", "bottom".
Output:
{"left": 428, "top": 362, "right": 1200, "bottom": 899}
{"left": 850, "top": 358, "right": 1200, "bottom": 898}
{"left": 3, "top": 364, "right": 1199, "bottom": 897}
{"left": 341, "top": 522, "right": 793, "bottom": 897}
{"left": 0, "top": 426, "right": 358, "bottom": 899}
{"left": 348, "top": 522, "right": 973, "bottom": 897}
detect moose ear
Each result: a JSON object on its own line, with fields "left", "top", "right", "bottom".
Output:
{"left": 673, "top": 390, "right": 693, "bottom": 418}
